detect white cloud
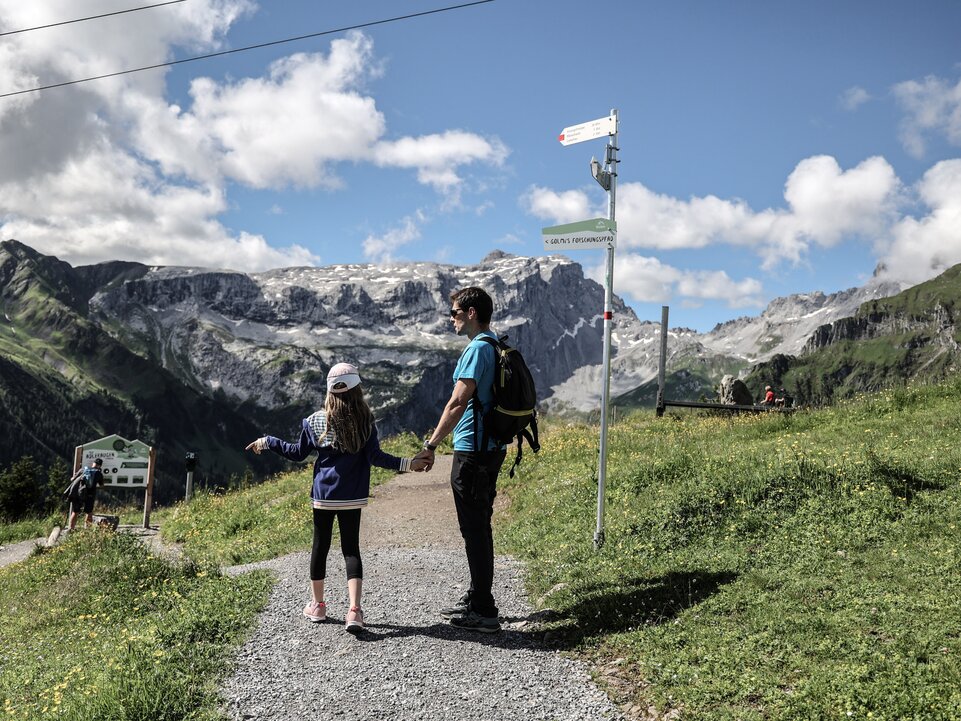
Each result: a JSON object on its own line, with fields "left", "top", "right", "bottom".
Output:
{"left": 892, "top": 73, "right": 961, "bottom": 157}
{"left": 0, "top": 3, "right": 508, "bottom": 271}
{"left": 877, "top": 159, "right": 961, "bottom": 285}
{"left": 522, "top": 186, "right": 594, "bottom": 224}
{"left": 362, "top": 212, "right": 425, "bottom": 264}
{"left": 527, "top": 155, "right": 910, "bottom": 308}
{"left": 530, "top": 151, "right": 961, "bottom": 304}
{"left": 526, "top": 155, "right": 900, "bottom": 271}
{"left": 493, "top": 232, "right": 524, "bottom": 247}
{"left": 782, "top": 155, "right": 900, "bottom": 246}
{"left": 587, "top": 254, "right": 764, "bottom": 308}
{"left": 186, "top": 36, "right": 386, "bottom": 189}
{"left": 374, "top": 130, "right": 508, "bottom": 194}
{"left": 0, "top": 145, "right": 315, "bottom": 270}
{"left": 840, "top": 86, "right": 871, "bottom": 111}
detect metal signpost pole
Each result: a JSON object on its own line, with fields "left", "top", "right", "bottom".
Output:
{"left": 594, "top": 108, "right": 618, "bottom": 549}
{"left": 656, "top": 305, "right": 669, "bottom": 417}
{"left": 550, "top": 108, "right": 620, "bottom": 549}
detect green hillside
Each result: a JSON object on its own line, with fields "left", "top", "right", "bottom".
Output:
{"left": 0, "top": 240, "right": 281, "bottom": 499}
{"left": 747, "top": 264, "right": 961, "bottom": 405}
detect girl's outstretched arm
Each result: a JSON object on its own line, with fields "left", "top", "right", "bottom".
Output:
{"left": 363, "top": 425, "right": 413, "bottom": 472}
{"left": 247, "top": 421, "right": 314, "bottom": 462}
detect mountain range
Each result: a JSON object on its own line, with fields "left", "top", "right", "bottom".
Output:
{"left": 2, "top": 237, "right": 957, "bottom": 490}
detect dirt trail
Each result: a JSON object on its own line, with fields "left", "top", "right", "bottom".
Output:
{"left": 363, "top": 454, "right": 460, "bottom": 548}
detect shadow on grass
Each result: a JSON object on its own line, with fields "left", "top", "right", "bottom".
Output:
{"left": 312, "top": 571, "right": 736, "bottom": 651}
{"left": 868, "top": 453, "right": 945, "bottom": 504}
{"left": 879, "top": 473, "right": 944, "bottom": 503}
{"left": 549, "top": 570, "right": 738, "bottom": 648}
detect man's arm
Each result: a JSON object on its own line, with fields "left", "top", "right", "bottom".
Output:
{"left": 417, "top": 378, "right": 476, "bottom": 465}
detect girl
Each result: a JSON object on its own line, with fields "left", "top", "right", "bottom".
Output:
{"left": 247, "top": 362, "right": 426, "bottom": 633}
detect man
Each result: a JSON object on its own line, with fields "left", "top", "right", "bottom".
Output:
{"left": 68, "top": 457, "right": 104, "bottom": 530}
{"left": 416, "top": 287, "right": 506, "bottom": 633}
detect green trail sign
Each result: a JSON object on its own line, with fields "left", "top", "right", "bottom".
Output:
{"left": 75, "top": 434, "right": 158, "bottom": 528}
{"left": 77, "top": 435, "right": 152, "bottom": 487}
{"left": 542, "top": 217, "right": 616, "bottom": 251}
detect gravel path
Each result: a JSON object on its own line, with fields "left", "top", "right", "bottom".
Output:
{"left": 0, "top": 537, "right": 44, "bottom": 568}
{"left": 220, "top": 456, "right": 624, "bottom": 721}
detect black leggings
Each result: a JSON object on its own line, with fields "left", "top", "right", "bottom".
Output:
{"left": 310, "top": 508, "right": 363, "bottom": 581}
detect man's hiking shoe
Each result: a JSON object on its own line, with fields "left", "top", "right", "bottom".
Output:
{"left": 449, "top": 610, "right": 501, "bottom": 633}
{"left": 303, "top": 600, "right": 326, "bottom": 623}
{"left": 345, "top": 606, "right": 364, "bottom": 634}
{"left": 439, "top": 594, "right": 471, "bottom": 618}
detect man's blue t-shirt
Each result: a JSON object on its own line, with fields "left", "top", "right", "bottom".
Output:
{"left": 452, "top": 330, "right": 501, "bottom": 452}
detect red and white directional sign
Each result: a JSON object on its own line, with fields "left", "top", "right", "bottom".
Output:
{"left": 558, "top": 114, "right": 616, "bottom": 146}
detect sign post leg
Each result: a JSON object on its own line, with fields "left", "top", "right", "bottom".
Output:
{"left": 656, "top": 305, "right": 669, "bottom": 416}
{"left": 143, "top": 447, "right": 156, "bottom": 529}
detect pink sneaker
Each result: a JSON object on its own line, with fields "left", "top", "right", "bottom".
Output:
{"left": 345, "top": 606, "right": 364, "bottom": 634}
{"left": 303, "top": 600, "right": 326, "bottom": 622}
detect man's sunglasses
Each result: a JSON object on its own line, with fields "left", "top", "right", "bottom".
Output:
{"left": 448, "top": 307, "right": 466, "bottom": 318}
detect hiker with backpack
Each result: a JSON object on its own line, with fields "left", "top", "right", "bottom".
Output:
{"left": 416, "top": 286, "right": 539, "bottom": 633}
{"left": 246, "top": 363, "right": 430, "bottom": 634}
{"left": 67, "top": 457, "right": 104, "bottom": 530}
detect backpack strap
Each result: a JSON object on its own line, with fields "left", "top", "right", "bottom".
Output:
{"left": 508, "top": 434, "right": 523, "bottom": 478}
{"left": 472, "top": 334, "right": 500, "bottom": 454}
{"left": 507, "top": 425, "right": 541, "bottom": 479}
{"left": 470, "top": 388, "right": 481, "bottom": 453}
{"left": 526, "top": 414, "right": 541, "bottom": 453}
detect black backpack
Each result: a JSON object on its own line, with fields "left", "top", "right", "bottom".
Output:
{"left": 475, "top": 335, "right": 540, "bottom": 477}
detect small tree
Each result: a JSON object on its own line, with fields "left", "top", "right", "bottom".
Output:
{"left": 45, "top": 456, "right": 72, "bottom": 513}
{"left": 0, "top": 456, "right": 46, "bottom": 521}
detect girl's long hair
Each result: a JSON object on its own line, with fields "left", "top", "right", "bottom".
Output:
{"left": 324, "top": 385, "right": 374, "bottom": 454}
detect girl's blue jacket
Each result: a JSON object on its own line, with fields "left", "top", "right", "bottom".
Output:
{"left": 264, "top": 411, "right": 410, "bottom": 510}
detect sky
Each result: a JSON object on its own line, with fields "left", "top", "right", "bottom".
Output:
{"left": 1, "top": 0, "right": 961, "bottom": 332}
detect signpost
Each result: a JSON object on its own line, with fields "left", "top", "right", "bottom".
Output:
{"left": 558, "top": 114, "right": 617, "bottom": 147}
{"left": 546, "top": 108, "right": 619, "bottom": 549}
{"left": 74, "top": 434, "right": 157, "bottom": 528}
{"left": 542, "top": 218, "right": 616, "bottom": 250}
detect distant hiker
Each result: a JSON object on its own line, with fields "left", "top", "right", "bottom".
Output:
{"left": 761, "top": 385, "right": 775, "bottom": 406}
{"left": 67, "top": 458, "right": 104, "bottom": 530}
{"left": 246, "top": 362, "right": 428, "bottom": 634}
{"left": 415, "top": 286, "right": 508, "bottom": 633}
{"left": 775, "top": 388, "right": 793, "bottom": 408}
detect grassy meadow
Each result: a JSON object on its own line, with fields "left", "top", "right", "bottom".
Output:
{"left": 0, "top": 530, "right": 272, "bottom": 720}
{"left": 499, "top": 379, "right": 961, "bottom": 719}
{"left": 3, "top": 384, "right": 960, "bottom": 719}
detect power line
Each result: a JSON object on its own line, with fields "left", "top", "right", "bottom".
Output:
{"left": 0, "top": 1, "right": 186, "bottom": 38}
{"left": 0, "top": 0, "right": 496, "bottom": 100}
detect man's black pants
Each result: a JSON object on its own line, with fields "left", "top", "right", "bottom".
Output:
{"left": 450, "top": 449, "right": 507, "bottom": 618}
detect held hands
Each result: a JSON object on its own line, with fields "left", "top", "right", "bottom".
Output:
{"left": 410, "top": 456, "right": 431, "bottom": 472}
{"left": 413, "top": 448, "right": 435, "bottom": 472}
{"left": 245, "top": 437, "right": 268, "bottom": 454}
